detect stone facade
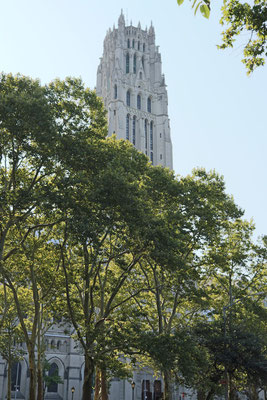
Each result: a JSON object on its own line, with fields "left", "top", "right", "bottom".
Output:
{"left": 96, "top": 10, "right": 173, "bottom": 169}
{"left": 0, "top": 321, "right": 168, "bottom": 400}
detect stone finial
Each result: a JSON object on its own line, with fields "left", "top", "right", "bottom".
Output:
{"left": 118, "top": 9, "right": 125, "bottom": 27}
{"left": 138, "top": 21, "right": 141, "bottom": 29}
{"left": 149, "top": 21, "right": 155, "bottom": 36}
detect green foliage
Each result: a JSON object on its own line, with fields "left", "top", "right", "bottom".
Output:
{"left": 0, "top": 72, "right": 108, "bottom": 400}
{"left": 177, "top": 0, "right": 210, "bottom": 18}
{"left": 193, "top": 316, "right": 267, "bottom": 395}
{"left": 43, "top": 359, "right": 63, "bottom": 390}
{"left": 0, "top": 285, "right": 25, "bottom": 363}
{"left": 1, "top": 72, "right": 266, "bottom": 400}
{"left": 186, "top": 225, "right": 267, "bottom": 398}
{"left": 219, "top": 0, "right": 267, "bottom": 74}
{"left": 176, "top": 0, "right": 267, "bottom": 74}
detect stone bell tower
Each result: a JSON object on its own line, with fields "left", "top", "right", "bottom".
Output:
{"left": 96, "top": 10, "right": 173, "bottom": 169}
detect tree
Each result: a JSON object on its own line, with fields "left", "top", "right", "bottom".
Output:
{"left": 55, "top": 134, "right": 175, "bottom": 400}
{"left": 121, "top": 169, "right": 243, "bottom": 400}
{"left": 0, "top": 284, "right": 25, "bottom": 400}
{"left": 192, "top": 302, "right": 267, "bottom": 400}
{"left": 188, "top": 224, "right": 267, "bottom": 400}
{"left": 0, "top": 73, "right": 60, "bottom": 400}
{"left": 177, "top": 0, "right": 267, "bottom": 74}
{"left": 0, "top": 73, "right": 107, "bottom": 400}
{"left": 2, "top": 72, "right": 265, "bottom": 400}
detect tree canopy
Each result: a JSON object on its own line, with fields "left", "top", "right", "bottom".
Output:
{"left": 0, "top": 72, "right": 266, "bottom": 400}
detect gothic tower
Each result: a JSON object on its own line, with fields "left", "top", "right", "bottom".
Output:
{"left": 96, "top": 10, "right": 173, "bottom": 169}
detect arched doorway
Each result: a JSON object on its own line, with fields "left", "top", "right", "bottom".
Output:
{"left": 47, "top": 362, "right": 59, "bottom": 393}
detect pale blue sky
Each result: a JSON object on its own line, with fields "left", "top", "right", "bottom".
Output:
{"left": 1, "top": 0, "right": 266, "bottom": 237}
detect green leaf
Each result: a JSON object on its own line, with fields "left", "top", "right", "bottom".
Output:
{"left": 177, "top": 0, "right": 184, "bottom": 5}
{"left": 194, "top": 2, "right": 201, "bottom": 15}
{"left": 200, "top": 4, "right": 210, "bottom": 18}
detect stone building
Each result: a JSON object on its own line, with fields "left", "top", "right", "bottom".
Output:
{"left": 96, "top": 10, "right": 173, "bottom": 169}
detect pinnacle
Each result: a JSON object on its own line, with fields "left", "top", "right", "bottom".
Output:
{"left": 118, "top": 9, "right": 125, "bottom": 26}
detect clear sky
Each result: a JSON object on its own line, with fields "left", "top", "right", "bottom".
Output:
{"left": 1, "top": 0, "right": 266, "bottom": 238}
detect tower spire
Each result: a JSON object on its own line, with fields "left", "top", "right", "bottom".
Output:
{"left": 149, "top": 21, "right": 155, "bottom": 36}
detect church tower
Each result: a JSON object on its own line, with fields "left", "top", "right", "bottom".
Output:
{"left": 96, "top": 10, "right": 173, "bottom": 169}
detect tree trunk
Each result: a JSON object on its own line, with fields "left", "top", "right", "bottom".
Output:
{"left": 37, "top": 362, "right": 43, "bottom": 400}
{"left": 206, "top": 389, "right": 215, "bottom": 400}
{"left": 82, "top": 354, "right": 94, "bottom": 400}
{"left": 94, "top": 368, "right": 101, "bottom": 400}
{"left": 37, "top": 323, "right": 44, "bottom": 400}
{"left": 228, "top": 372, "right": 236, "bottom": 400}
{"left": 197, "top": 390, "right": 205, "bottom": 400}
{"left": 163, "top": 370, "right": 173, "bottom": 400}
{"left": 250, "top": 384, "right": 258, "bottom": 400}
{"left": 101, "top": 367, "right": 108, "bottom": 400}
{"left": 224, "top": 370, "right": 229, "bottom": 400}
{"left": 6, "top": 277, "right": 38, "bottom": 400}
{"left": 28, "top": 344, "right": 37, "bottom": 400}
{"left": 93, "top": 366, "right": 108, "bottom": 400}
{"left": 7, "top": 356, "right": 11, "bottom": 400}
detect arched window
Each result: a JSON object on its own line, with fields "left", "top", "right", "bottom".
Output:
{"left": 126, "top": 53, "right": 130, "bottom": 73}
{"left": 57, "top": 341, "right": 61, "bottom": 350}
{"left": 139, "top": 72, "right": 142, "bottom": 80}
{"left": 50, "top": 340, "right": 55, "bottom": 349}
{"left": 126, "top": 114, "right": 130, "bottom": 141}
{"left": 137, "top": 94, "right": 141, "bottom": 110}
{"left": 127, "top": 38, "right": 130, "bottom": 48}
{"left": 145, "top": 120, "right": 148, "bottom": 154}
{"left": 150, "top": 121, "right": 153, "bottom": 150}
{"left": 142, "top": 380, "right": 151, "bottom": 400}
{"left": 154, "top": 380, "right": 162, "bottom": 398}
{"left": 114, "top": 84, "right": 117, "bottom": 99}
{"left": 142, "top": 55, "right": 145, "bottom": 70}
{"left": 132, "top": 39, "right": 135, "bottom": 48}
{"left": 63, "top": 341, "right": 68, "bottom": 352}
{"left": 132, "top": 116, "right": 136, "bottom": 145}
{"left": 138, "top": 41, "right": 140, "bottom": 51}
{"left": 143, "top": 43, "right": 145, "bottom": 52}
{"left": 11, "top": 362, "right": 21, "bottom": 391}
{"left": 133, "top": 54, "right": 137, "bottom": 74}
{"left": 126, "top": 90, "right": 131, "bottom": 106}
{"left": 47, "top": 363, "right": 59, "bottom": 393}
{"left": 147, "top": 97, "right": 151, "bottom": 113}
